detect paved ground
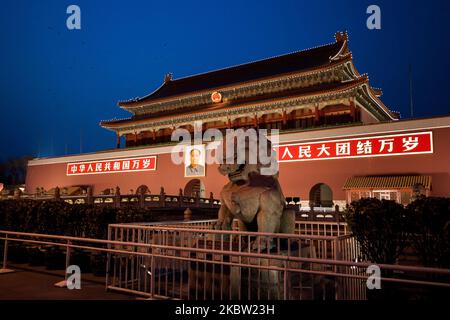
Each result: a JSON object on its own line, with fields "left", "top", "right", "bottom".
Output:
{"left": 0, "top": 264, "right": 136, "bottom": 300}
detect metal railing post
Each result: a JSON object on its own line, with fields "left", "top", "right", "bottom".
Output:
{"left": 334, "top": 237, "right": 342, "bottom": 300}
{"left": 283, "top": 262, "right": 288, "bottom": 300}
{"left": 54, "top": 239, "right": 71, "bottom": 287}
{"left": 105, "top": 226, "right": 112, "bottom": 290}
{"left": 0, "top": 233, "right": 14, "bottom": 274}
{"left": 2, "top": 234, "right": 7, "bottom": 269}
{"left": 150, "top": 248, "right": 155, "bottom": 299}
{"left": 65, "top": 240, "right": 71, "bottom": 277}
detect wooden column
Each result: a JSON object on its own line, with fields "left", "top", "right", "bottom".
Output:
{"left": 227, "top": 118, "right": 232, "bottom": 129}
{"left": 253, "top": 114, "right": 259, "bottom": 128}
{"left": 282, "top": 110, "right": 287, "bottom": 129}
{"left": 116, "top": 133, "right": 121, "bottom": 149}
{"left": 171, "top": 127, "right": 176, "bottom": 141}
{"left": 152, "top": 129, "right": 156, "bottom": 141}
{"left": 349, "top": 99, "right": 356, "bottom": 122}
{"left": 314, "top": 105, "right": 320, "bottom": 125}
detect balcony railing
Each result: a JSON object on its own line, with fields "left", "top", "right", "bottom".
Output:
{"left": 0, "top": 191, "right": 221, "bottom": 209}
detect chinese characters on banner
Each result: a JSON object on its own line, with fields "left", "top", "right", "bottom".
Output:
{"left": 66, "top": 156, "right": 157, "bottom": 176}
{"left": 276, "top": 131, "right": 433, "bottom": 162}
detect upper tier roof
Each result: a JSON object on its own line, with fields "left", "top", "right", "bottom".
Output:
{"left": 118, "top": 32, "right": 350, "bottom": 108}
{"left": 103, "top": 76, "right": 371, "bottom": 127}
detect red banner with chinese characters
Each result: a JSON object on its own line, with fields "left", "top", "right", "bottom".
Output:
{"left": 66, "top": 156, "right": 157, "bottom": 176}
{"left": 276, "top": 131, "right": 433, "bottom": 162}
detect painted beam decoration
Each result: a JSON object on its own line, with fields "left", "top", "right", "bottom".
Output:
{"left": 276, "top": 131, "right": 433, "bottom": 162}
{"left": 66, "top": 155, "right": 157, "bottom": 176}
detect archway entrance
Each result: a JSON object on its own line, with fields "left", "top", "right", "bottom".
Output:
{"left": 309, "top": 183, "right": 333, "bottom": 207}
{"left": 184, "top": 179, "right": 205, "bottom": 197}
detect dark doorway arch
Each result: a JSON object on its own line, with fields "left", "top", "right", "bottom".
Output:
{"left": 309, "top": 183, "right": 333, "bottom": 207}
{"left": 184, "top": 179, "right": 205, "bottom": 197}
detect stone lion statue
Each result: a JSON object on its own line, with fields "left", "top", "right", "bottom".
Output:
{"left": 214, "top": 129, "right": 295, "bottom": 250}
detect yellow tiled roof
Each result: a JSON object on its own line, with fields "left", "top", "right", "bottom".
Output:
{"left": 343, "top": 175, "right": 432, "bottom": 190}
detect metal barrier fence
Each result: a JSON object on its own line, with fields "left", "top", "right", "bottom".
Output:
{"left": 1, "top": 221, "right": 450, "bottom": 300}
{"left": 136, "top": 219, "right": 350, "bottom": 236}
{"left": 104, "top": 221, "right": 450, "bottom": 300}
{"left": 335, "top": 234, "right": 366, "bottom": 299}
{"left": 295, "top": 221, "right": 349, "bottom": 237}
{"left": 106, "top": 223, "right": 352, "bottom": 300}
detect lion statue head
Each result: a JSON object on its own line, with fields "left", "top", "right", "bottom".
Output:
{"left": 217, "top": 128, "right": 278, "bottom": 183}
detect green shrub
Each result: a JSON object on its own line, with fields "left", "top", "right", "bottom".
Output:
{"left": 407, "top": 196, "right": 450, "bottom": 268}
{"left": 0, "top": 199, "right": 155, "bottom": 239}
{"left": 0, "top": 199, "right": 158, "bottom": 275}
{"left": 344, "top": 198, "right": 410, "bottom": 264}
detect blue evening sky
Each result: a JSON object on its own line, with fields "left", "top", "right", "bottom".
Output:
{"left": 1, "top": 0, "right": 449, "bottom": 160}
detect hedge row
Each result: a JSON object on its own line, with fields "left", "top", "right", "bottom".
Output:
{"left": 0, "top": 199, "right": 155, "bottom": 239}
{"left": 345, "top": 196, "right": 450, "bottom": 268}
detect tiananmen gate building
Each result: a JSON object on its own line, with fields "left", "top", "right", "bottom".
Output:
{"left": 25, "top": 32, "right": 450, "bottom": 209}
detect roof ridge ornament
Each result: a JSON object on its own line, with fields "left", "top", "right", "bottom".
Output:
{"left": 164, "top": 73, "right": 173, "bottom": 83}
{"left": 335, "top": 31, "right": 348, "bottom": 43}
{"left": 330, "top": 31, "right": 350, "bottom": 61}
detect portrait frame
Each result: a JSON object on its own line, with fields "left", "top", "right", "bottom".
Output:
{"left": 184, "top": 144, "right": 206, "bottom": 178}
